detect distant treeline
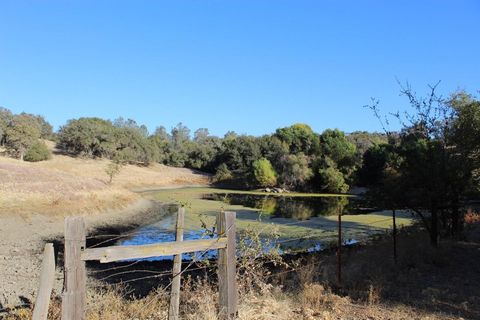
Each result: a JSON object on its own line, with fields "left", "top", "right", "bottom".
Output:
{"left": 1, "top": 88, "right": 479, "bottom": 214}
{"left": 0, "top": 107, "right": 389, "bottom": 193}
{"left": 0, "top": 106, "right": 387, "bottom": 192}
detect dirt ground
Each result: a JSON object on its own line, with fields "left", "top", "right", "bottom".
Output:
{"left": 0, "top": 199, "right": 168, "bottom": 309}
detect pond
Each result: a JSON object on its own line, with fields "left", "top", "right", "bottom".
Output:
{"left": 202, "top": 193, "right": 373, "bottom": 219}
{"left": 116, "top": 187, "right": 415, "bottom": 260}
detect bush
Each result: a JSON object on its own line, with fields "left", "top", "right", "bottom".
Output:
{"left": 105, "top": 160, "right": 123, "bottom": 184}
{"left": 318, "top": 166, "right": 349, "bottom": 193}
{"left": 252, "top": 158, "right": 277, "bottom": 187}
{"left": 24, "top": 141, "right": 51, "bottom": 162}
{"left": 213, "top": 163, "right": 233, "bottom": 183}
{"left": 279, "top": 153, "right": 313, "bottom": 189}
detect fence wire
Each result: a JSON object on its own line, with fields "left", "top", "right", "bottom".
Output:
{"left": 80, "top": 212, "right": 403, "bottom": 309}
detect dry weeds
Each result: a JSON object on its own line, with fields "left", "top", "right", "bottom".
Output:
{"left": 3, "top": 280, "right": 454, "bottom": 320}
{"left": 6, "top": 225, "right": 478, "bottom": 320}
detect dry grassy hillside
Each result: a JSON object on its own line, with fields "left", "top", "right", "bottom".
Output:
{"left": 0, "top": 142, "right": 210, "bottom": 216}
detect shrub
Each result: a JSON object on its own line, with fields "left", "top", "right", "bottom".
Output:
{"left": 213, "top": 163, "right": 233, "bottom": 183}
{"left": 318, "top": 166, "right": 349, "bottom": 193}
{"left": 24, "top": 141, "right": 51, "bottom": 162}
{"left": 105, "top": 160, "right": 123, "bottom": 184}
{"left": 279, "top": 153, "right": 313, "bottom": 189}
{"left": 252, "top": 158, "right": 277, "bottom": 187}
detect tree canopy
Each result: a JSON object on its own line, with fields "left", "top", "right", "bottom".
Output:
{"left": 275, "top": 123, "right": 319, "bottom": 155}
{"left": 363, "top": 87, "right": 480, "bottom": 246}
{"left": 5, "top": 114, "right": 41, "bottom": 160}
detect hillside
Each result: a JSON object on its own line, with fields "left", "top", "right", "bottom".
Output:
{"left": 0, "top": 147, "right": 210, "bottom": 307}
{"left": 0, "top": 143, "right": 210, "bottom": 216}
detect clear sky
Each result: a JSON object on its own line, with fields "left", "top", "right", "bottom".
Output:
{"left": 0, "top": 1, "right": 478, "bottom": 136}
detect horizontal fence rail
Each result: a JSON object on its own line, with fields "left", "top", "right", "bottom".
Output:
{"left": 81, "top": 238, "right": 228, "bottom": 263}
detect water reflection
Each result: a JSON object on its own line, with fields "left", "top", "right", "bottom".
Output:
{"left": 202, "top": 193, "right": 367, "bottom": 219}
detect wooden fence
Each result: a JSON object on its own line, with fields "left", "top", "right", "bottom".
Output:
{"left": 61, "top": 210, "right": 238, "bottom": 320}
{"left": 31, "top": 207, "right": 401, "bottom": 319}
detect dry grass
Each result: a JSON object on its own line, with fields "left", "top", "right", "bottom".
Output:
{"left": 3, "top": 280, "right": 453, "bottom": 320}
{"left": 6, "top": 225, "right": 479, "bottom": 320}
{"left": 0, "top": 159, "right": 135, "bottom": 216}
{"left": 0, "top": 144, "right": 209, "bottom": 216}
{"left": 37, "top": 154, "right": 209, "bottom": 190}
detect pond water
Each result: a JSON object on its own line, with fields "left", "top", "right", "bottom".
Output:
{"left": 115, "top": 188, "right": 412, "bottom": 260}
{"left": 117, "top": 203, "right": 216, "bottom": 261}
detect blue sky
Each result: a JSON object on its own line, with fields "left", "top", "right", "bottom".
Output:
{"left": 0, "top": 1, "right": 478, "bottom": 136}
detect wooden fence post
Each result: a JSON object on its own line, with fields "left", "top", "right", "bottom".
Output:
{"left": 62, "top": 216, "right": 86, "bottom": 320}
{"left": 217, "top": 211, "right": 237, "bottom": 319}
{"left": 168, "top": 207, "right": 185, "bottom": 320}
{"left": 32, "top": 243, "right": 55, "bottom": 320}
{"left": 337, "top": 213, "right": 342, "bottom": 285}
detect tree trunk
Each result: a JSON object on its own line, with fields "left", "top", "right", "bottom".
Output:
{"left": 440, "top": 209, "right": 447, "bottom": 232}
{"left": 430, "top": 209, "right": 439, "bottom": 247}
{"left": 451, "top": 205, "right": 463, "bottom": 239}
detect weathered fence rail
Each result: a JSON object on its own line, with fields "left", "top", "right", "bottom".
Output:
{"left": 61, "top": 210, "right": 238, "bottom": 320}
{"left": 32, "top": 243, "right": 55, "bottom": 320}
